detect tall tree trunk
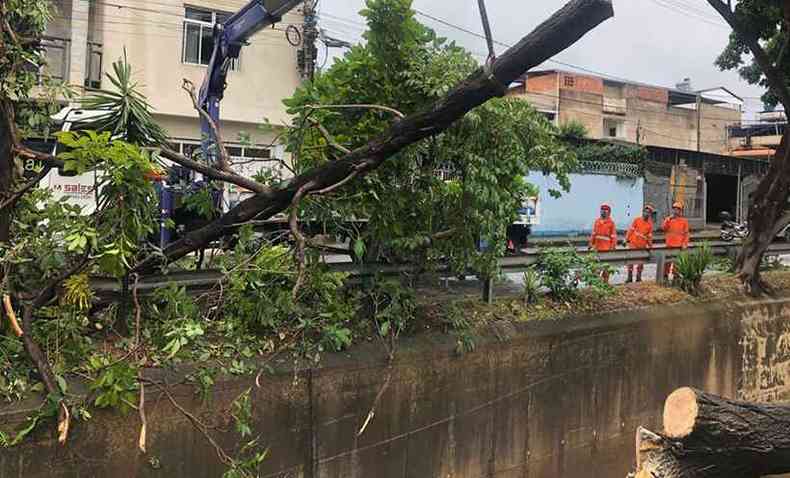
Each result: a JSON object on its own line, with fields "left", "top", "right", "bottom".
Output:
{"left": 0, "top": 100, "right": 13, "bottom": 243}
{"left": 736, "top": 131, "right": 790, "bottom": 295}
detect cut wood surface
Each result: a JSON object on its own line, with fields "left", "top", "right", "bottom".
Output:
{"left": 634, "top": 387, "right": 790, "bottom": 478}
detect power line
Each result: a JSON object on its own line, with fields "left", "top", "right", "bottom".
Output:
{"left": 646, "top": 0, "right": 729, "bottom": 28}
{"left": 404, "top": 8, "right": 765, "bottom": 101}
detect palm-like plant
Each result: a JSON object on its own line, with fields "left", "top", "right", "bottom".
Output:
{"left": 79, "top": 50, "right": 169, "bottom": 146}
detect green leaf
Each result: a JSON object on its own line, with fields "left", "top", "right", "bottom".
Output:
{"left": 353, "top": 239, "right": 366, "bottom": 261}
{"left": 56, "top": 375, "right": 68, "bottom": 394}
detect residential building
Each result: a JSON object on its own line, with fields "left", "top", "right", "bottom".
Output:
{"left": 506, "top": 71, "right": 771, "bottom": 233}
{"left": 727, "top": 109, "right": 785, "bottom": 160}
{"left": 507, "top": 70, "right": 742, "bottom": 155}
{"left": 38, "top": 0, "right": 309, "bottom": 207}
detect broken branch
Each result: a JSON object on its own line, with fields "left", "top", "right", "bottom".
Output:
{"left": 308, "top": 117, "right": 351, "bottom": 155}
{"left": 303, "top": 103, "right": 405, "bottom": 119}
{"left": 159, "top": 147, "right": 271, "bottom": 195}
{"left": 2, "top": 294, "right": 23, "bottom": 337}
{"left": 0, "top": 165, "right": 51, "bottom": 212}
{"left": 182, "top": 79, "right": 232, "bottom": 172}
{"left": 289, "top": 181, "right": 317, "bottom": 299}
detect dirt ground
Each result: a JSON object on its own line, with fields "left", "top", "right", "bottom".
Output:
{"left": 415, "top": 270, "right": 790, "bottom": 328}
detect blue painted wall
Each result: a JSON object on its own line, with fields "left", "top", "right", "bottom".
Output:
{"left": 527, "top": 173, "right": 644, "bottom": 236}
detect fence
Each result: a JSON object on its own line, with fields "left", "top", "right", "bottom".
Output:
{"left": 90, "top": 242, "right": 790, "bottom": 306}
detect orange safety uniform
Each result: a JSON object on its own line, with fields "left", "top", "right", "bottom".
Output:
{"left": 590, "top": 217, "right": 617, "bottom": 251}
{"left": 626, "top": 217, "right": 654, "bottom": 249}
{"left": 662, "top": 216, "right": 690, "bottom": 248}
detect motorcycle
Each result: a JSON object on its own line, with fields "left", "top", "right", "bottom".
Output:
{"left": 719, "top": 211, "right": 748, "bottom": 242}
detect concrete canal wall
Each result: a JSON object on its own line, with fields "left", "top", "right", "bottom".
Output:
{"left": 4, "top": 298, "right": 790, "bottom": 477}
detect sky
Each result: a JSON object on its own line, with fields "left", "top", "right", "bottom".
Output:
{"left": 315, "top": 0, "right": 768, "bottom": 119}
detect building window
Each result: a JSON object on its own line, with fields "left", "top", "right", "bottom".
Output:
{"left": 603, "top": 118, "right": 625, "bottom": 139}
{"left": 540, "top": 111, "right": 557, "bottom": 124}
{"left": 182, "top": 7, "right": 239, "bottom": 70}
{"left": 170, "top": 140, "right": 272, "bottom": 175}
{"left": 563, "top": 75, "right": 575, "bottom": 88}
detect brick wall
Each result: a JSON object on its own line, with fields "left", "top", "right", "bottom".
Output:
{"left": 627, "top": 85, "right": 669, "bottom": 104}
{"left": 526, "top": 72, "right": 558, "bottom": 93}
{"left": 559, "top": 72, "right": 604, "bottom": 95}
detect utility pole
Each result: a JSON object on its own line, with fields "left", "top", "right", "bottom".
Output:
{"left": 696, "top": 93, "right": 702, "bottom": 152}
{"left": 298, "top": 0, "right": 318, "bottom": 81}
{"left": 477, "top": 0, "right": 496, "bottom": 61}
{"left": 636, "top": 119, "right": 642, "bottom": 145}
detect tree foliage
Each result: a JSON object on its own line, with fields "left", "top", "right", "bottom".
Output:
{"left": 715, "top": 0, "right": 785, "bottom": 107}
{"left": 282, "top": 0, "right": 576, "bottom": 275}
{"left": 78, "top": 52, "right": 169, "bottom": 146}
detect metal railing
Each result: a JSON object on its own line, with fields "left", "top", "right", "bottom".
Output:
{"left": 89, "top": 241, "right": 790, "bottom": 304}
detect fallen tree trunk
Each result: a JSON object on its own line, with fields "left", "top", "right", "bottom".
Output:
{"left": 634, "top": 387, "right": 790, "bottom": 478}
{"left": 132, "top": 0, "right": 615, "bottom": 273}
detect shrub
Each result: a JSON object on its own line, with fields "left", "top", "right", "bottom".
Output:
{"left": 558, "top": 120, "right": 588, "bottom": 140}
{"left": 673, "top": 243, "right": 713, "bottom": 295}
{"left": 522, "top": 268, "right": 540, "bottom": 304}
{"left": 535, "top": 247, "right": 613, "bottom": 301}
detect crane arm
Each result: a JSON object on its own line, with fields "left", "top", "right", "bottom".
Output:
{"left": 197, "top": 0, "right": 303, "bottom": 164}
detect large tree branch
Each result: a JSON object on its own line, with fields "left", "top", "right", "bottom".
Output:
{"left": 707, "top": 0, "right": 790, "bottom": 110}
{"left": 132, "top": 0, "right": 615, "bottom": 272}
{"left": 158, "top": 147, "right": 272, "bottom": 195}
{"left": 0, "top": 165, "right": 51, "bottom": 211}
{"left": 181, "top": 79, "right": 232, "bottom": 172}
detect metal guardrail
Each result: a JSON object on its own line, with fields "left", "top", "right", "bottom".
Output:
{"left": 90, "top": 241, "right": 790, "bottom": 303}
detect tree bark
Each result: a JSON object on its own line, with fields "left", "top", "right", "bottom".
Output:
{"left": 0, "top": 99, "right": 13, "bottom": 243}
{"left": 736, "top": 131, "right": 790, "bottom": 295}
{"left": 633, "top": 387, "right": 790, "bottom": 478}
{"left": 132, "top": 0, "right": 615, "bottom": 273}
{"left": 706, "top": 0, "right": 790, "bottom": 295}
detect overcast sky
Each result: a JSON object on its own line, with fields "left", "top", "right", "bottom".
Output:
{"left": 316, "top": 0, "right": 767, "bottom": 117}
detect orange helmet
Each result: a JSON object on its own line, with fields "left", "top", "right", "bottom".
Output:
{"left": 600, "top": 203, "right": 611, "bottom": 211}
{"left": 672, "top": 202, "right": 684, "bottom": 210}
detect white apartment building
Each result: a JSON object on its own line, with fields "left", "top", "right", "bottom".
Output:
{"left": 41, "top": 0, "right": 308, "bottom": 206}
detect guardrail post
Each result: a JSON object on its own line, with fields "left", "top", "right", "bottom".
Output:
{"left": 654, "top": 251, "right": 667, "bottom": 286}
{"left": 482, "top": 276, "right": 494, "bottom": 304}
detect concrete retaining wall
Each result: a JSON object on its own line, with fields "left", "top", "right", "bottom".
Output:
{"left": 3, "top": 298, "right": 790, "bottom": 477}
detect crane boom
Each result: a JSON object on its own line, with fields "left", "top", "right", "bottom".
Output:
{"left": 197, "top": 0, "right": 303, "bottom": 164}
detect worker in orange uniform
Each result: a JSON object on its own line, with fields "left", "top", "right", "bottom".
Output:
{"left": 625, "top": 204, "right": 655, "bottom": 283}
{"left": 662, "top": 202, "right": 690, "bottom": 280}
{"left": 589, "top": 203, "right": 617, "bottom": 283}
